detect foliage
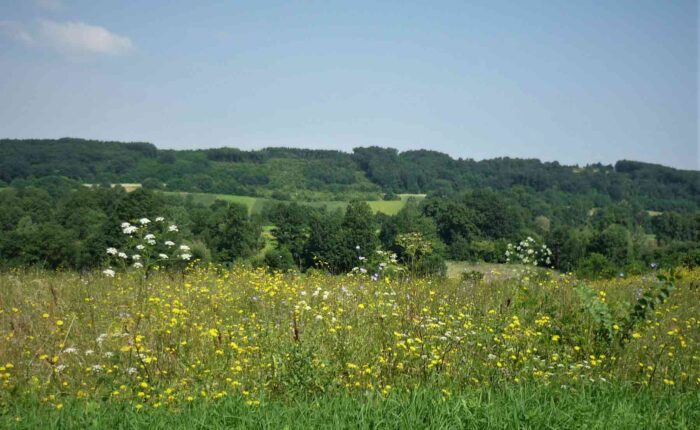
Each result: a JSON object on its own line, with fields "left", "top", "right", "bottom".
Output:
{"left": 1, "top": 139, "right": 699, "bottom": 278}
{"left": 2, "top": 138, "right": 699, "bottom": 211}
{"left": 264, "top": 247, "right": 295, "bottom": 272}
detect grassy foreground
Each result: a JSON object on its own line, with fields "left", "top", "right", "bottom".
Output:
{"left": 1, "top": 267, "right": 699, "bottom": 428}
{"left": 3, "top": 384, "right": 698, "bottom": 429}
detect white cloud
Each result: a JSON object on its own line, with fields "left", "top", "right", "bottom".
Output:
{"left": 38, "top": 20, "right": 133, "bottom": 55}
{"left": 0, "top": 19, "right": 133, "bottom": 56}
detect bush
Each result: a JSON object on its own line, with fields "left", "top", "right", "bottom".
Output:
{"left": 383, "top": 191, "right": 401, "bottom": 201}
{"left": 142, "top": 177, "right": 163, "bottom": 189}
{"left": 415, "top": 253, "right": 447, "bottom": 277}
{"left": 271, "top": 190, "right": 291, "bottom": 201}
{"left": 264, "top": 247, "right": 295, "bottom": 271}
{"left": 577, "top": 253, "right": 616, "bottom": 279}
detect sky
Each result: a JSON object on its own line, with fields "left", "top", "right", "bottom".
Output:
{"left": 1, "top": 1, "right": 698, "bottom": 170}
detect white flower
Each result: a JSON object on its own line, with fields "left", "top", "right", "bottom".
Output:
{"left": 55, "top": 364, "right": 67, "bottom": 372}
{"left": 147, "top": 239, "right": 156, "bottom": 245}
{"left": 355, "top": 245, "right": 360, "bottom": 250}
{"left": 165, "top": 240, "right": 175, "bottom": 247}
{"left": 158, "top": 253, "right": 168, "bottom": 259}
{"left": 96, "top": 333, "right": 108, "bottom": 345}
{"left": 179, "top": 245, "right": 190, "bottom": 251}
{"left": 132, "top": 254, "right": 141, "bottom": 261}
{"left": 85, "top": 349, "right": 94, "bottom": 356}
{"left": 139, "top": 218, "right": 151, "bottom": 225}
{"left": 122, "top": 225, "right": 138, "bottom": 235}
{"left": 126, "top": 367, "right": 138, "bottom": 375}
{"left": 144, "top": 233, "right": 155, "bottom": 240}
{"left": 102, "top": 269, "right": 115, "bottom": 278}
{"left": 106, "top": 247, "right": 118, "bottom": 255}
{"left": 133, "top": 262, "right": 143, "bottom": 269}
{"left": 180, "top": 253, "right": 192, "bottom": 261}
{"left": 103, "top": 352, "right": 114, "bottom": 358}
{"left": 62, "top": 347, "right": 78, "bottom": 354}
{"left": 168, "top": 224, "right": 179, "bottom": 232}
{"left": 91, "top": 364, "right": 104, "bottom": 373}
{"left": 155, "top": 216, "right": 165, "bottom": 222}
{"left": 121, "top": 222, "right": 131, "bottom": 228}
{"left": 118, "top": 252, "right": 128, "bottom": 259}
{"left": 136, "top": 244, "right": 145, "bottom": 250}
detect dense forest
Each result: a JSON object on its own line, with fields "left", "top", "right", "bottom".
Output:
{"left": 1, "top": 138, "right": 698, "bottom": 210}
{"left": 0, "top": 138, "right": 698, "bottom": 277}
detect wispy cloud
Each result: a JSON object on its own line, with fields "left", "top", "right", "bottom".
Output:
{"left": 38, "top": 20, "right": 133, "bottom": 55}
{"left": 0, "top": 20, "right": 35, "bottom": 44}
{"left": 0, "top": 19, "right": 133, "bottom": 56}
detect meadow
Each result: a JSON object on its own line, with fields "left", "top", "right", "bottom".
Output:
{"left": 1, "top": 266, "right": 698, "bottom": 428}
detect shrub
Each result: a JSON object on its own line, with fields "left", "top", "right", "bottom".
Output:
{"left": 264, "top": 247, "right": 296, "bottom": 271}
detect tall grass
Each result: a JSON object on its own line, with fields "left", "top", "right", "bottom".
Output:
{"left": 3, "top": 385, "right": 698, "bottom": 429}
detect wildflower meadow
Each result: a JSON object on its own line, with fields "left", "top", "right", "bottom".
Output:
{"left": 1, "top": 226, "right": 699, "bottom": 428}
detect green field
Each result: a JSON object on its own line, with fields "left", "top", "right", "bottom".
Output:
{"left": 163, "top": 192, "right": 425, "bottom": 215}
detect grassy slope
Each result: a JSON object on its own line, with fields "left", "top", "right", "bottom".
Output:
{"left": 3, "top": 385, "right": 697, "bottom": 429}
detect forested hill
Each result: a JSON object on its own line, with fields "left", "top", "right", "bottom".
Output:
{"left": 1, "top": 138, "right": 698, "bottom": 210}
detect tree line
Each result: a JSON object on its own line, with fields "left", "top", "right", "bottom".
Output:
{"left": 0, "top": 177, "right": 698, "bottom": 278}
{"left": 1, "top": 138, "right": 698, "bottom": 210}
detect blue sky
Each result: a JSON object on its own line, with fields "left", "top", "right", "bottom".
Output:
{"left": 1, "top": 1, "right": 697, "bottom": 169}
